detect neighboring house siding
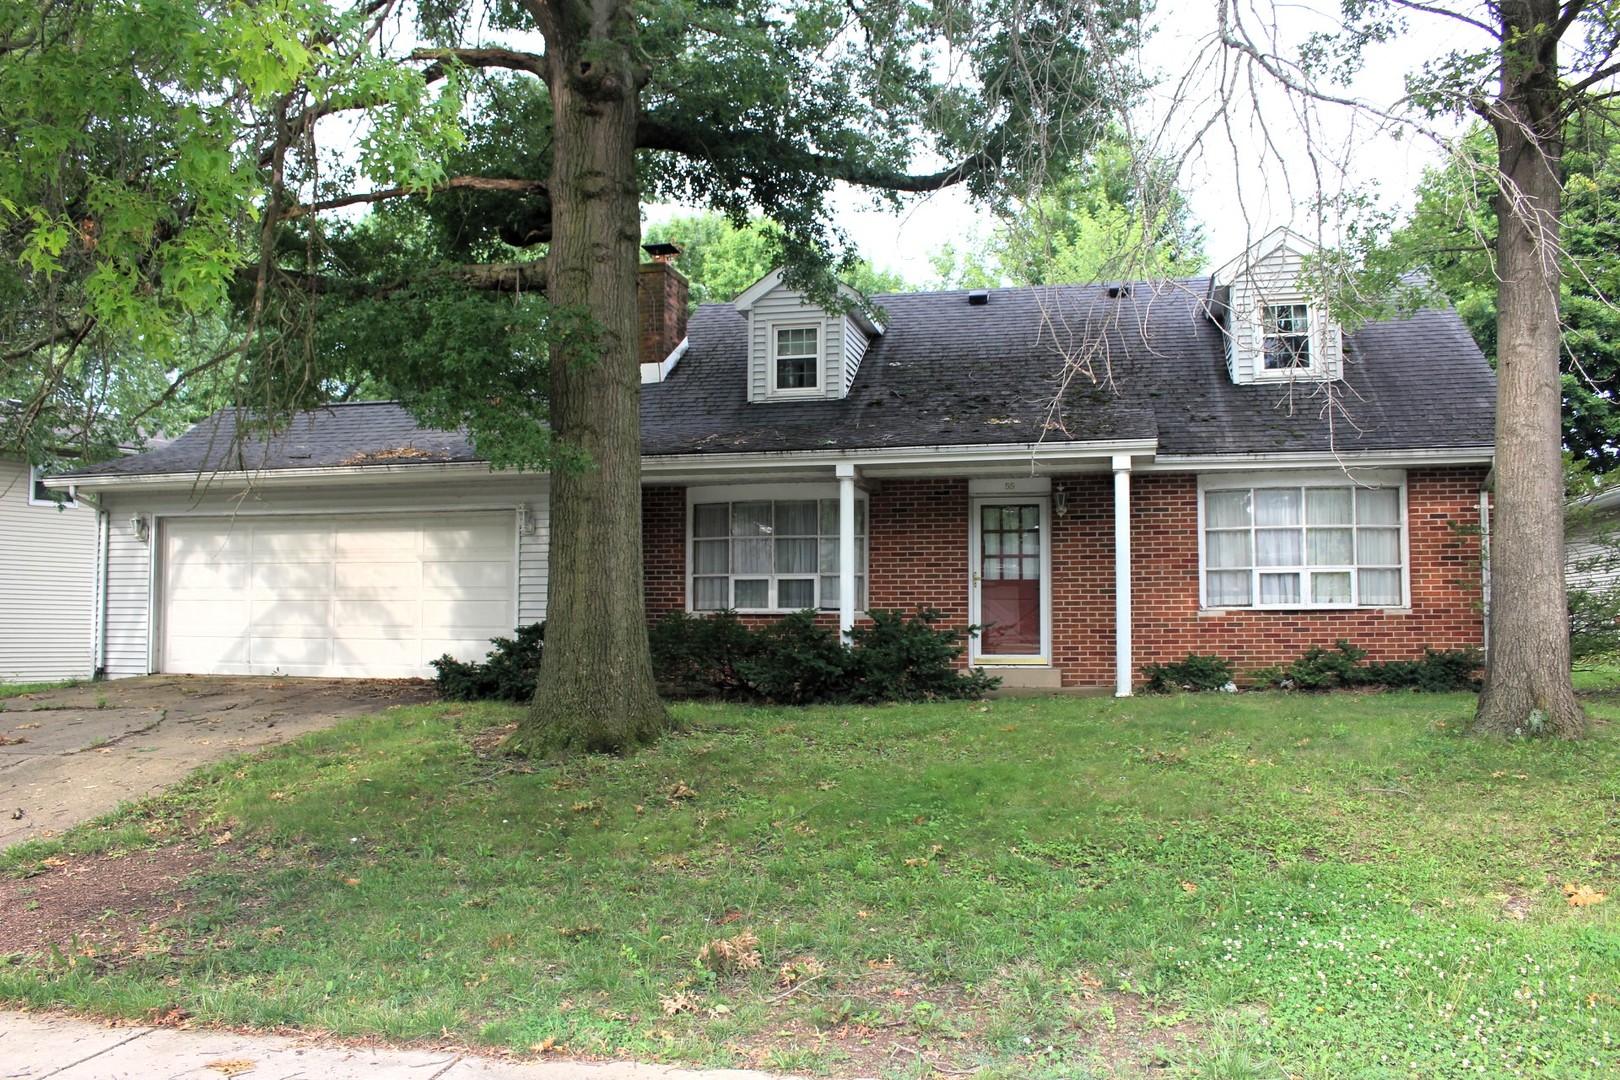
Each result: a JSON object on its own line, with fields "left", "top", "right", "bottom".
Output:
{"left": 98, "top": 474, "right": 549, "bottom": 678}
{"left": 0, "top": 459, "right": 97, "bottom": 681}
{"left": 1567, "top": 528, "right": 1620, "bottom": 593}
{"left": 639, "top": 467, "right": 1488, "bottom": 690}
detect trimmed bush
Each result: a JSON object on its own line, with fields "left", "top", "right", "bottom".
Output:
{"left": 651, "top": 607, "right": 997, "bottom": 704}
{"left": 1251, "top": 639, "right": 1482, "bottom": 692}
{"left": 431, "top": 622, "right": 545, "bottom": 702}
{"left": 1141, "top": 653, "right": 1235, "bottom": 693}
{"left": 848, "top": 608, "right": 1000, "bottom": 702}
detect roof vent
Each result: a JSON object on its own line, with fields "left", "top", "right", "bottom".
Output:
{"left": 967, "top": 289, "right": 989, "bottom": 306}
{"left": 1108, "top": 283, "right": 1132, "bottom": 298}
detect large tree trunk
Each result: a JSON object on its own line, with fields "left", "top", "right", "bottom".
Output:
{"left": 514, "top": 1, "right": 671, "bottom": 754}
{"left": 1472, "top": 1, "right": 1585, "bottom": 738}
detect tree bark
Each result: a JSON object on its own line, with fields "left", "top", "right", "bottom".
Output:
{"left": 513, "top": 0, "right": 671, "bottom": 754}
{"left": 1472, "top": 0, "right": 1586, "bottom": 738}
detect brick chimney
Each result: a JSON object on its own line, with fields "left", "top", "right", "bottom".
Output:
{"left": 636, "top": 247, "right": 689, "bottom": 365}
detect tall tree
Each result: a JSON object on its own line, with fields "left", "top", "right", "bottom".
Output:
{"left": 1219, "top": 0, "right": 1620, "bottom": 738}
{"left": 2, "top": 0, "right": 1139, "bottom": 752}
{"left": 1383, "top": 120, "right": 1620, "bottom": 476}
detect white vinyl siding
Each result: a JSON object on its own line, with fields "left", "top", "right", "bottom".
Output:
{"left": 0, "top": 459, "right": 97, "bottom": 681}
{"left": 1219, "top": 238, "right": 1343, "bottom": 384}
{"left": 748, "top": 286, "right": 836, "bottom": 402}
{"left": 104, "top": 516, "right": 154, "bottom": 677}
{"left": 97, "top": 475, "right": 549, "bottom": 679}
{"left": 842, "top": 313, "right": 870, "bottom": 394}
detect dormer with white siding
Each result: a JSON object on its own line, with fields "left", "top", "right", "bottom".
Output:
{"left": 731, "top": 268, "right": 884, "bottom": 403}
{"left": 1209, "top": 228, "right": 1343, "bottom": 385}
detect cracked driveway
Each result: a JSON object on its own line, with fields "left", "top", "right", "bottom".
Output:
{"left": 0, "top": 676, "right": 436, "bottom": 849}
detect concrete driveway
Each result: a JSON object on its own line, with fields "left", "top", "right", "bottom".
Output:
{"left": 0, "top": 676, "right": 436, "bottom": 849}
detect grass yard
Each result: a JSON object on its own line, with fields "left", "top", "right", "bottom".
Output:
{"left": 3, "top": 691, "right": 1620, "bottom": 1079}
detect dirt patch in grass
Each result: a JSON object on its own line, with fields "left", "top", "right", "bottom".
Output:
{"left": 0, "top": 843, "right": 219, "bottom": 965}
{"left": 717, "top": 967, "right": 1207, "bottom": 1078}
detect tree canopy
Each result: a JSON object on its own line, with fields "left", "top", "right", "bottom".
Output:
{"left": 928, "top": 136, "right": 1205, "bottom": 287}
{"left": 1381, "top": 120, "right": 1620, "bottom": 476}
{"left": 642, "top": 214, "right": 911, "bottom": 307}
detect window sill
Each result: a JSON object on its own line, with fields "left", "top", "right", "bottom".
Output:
{"left": 1198, "top": 606, "right": 1412, "bottom": 616}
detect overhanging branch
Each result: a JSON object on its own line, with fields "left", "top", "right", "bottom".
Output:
{"left": 281, "top": 176, "right": 549, "bottom": 220}
{"left": 410, "top": 46, "right": 549, "bottom": 80}
{"left": 633, "top": 119, "right": 1001, "bottom": 192}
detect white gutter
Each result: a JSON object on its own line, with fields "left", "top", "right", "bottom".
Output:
{"left": 640, "top": 438, "right": 1160, "bottom": 474}
{"left": 1144, "top": 447, "right": 1494, "bottom": 470}
{"left": 47, "top": 459, "right": 503, "bottom": 493}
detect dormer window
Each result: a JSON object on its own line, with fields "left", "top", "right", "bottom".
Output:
{"left": 1263, "top": 303, "right": 1312, "bottom": 370}
{"left": 1211, "top": 229, "right": 1342, "bottom": 385}
{"left": 733, "top": 268, "right": 883, "bottom": 403}
{"left": 774, "top": 326, "right": 820, "bottom": 391}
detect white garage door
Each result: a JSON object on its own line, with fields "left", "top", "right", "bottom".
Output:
{"left": 161, "top": 513, "right": 516, "bottom": 678}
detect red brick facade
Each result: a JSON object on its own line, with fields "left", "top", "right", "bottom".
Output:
{"left": 640, "top": 466, "right": 1488, "bottom": 689}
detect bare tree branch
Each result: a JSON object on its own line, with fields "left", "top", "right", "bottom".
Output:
{"left": 281, "top": 176, "right": 549, "bottom": 219}
{"left": 410, "top": 46, "right": 549, "bottom": 79}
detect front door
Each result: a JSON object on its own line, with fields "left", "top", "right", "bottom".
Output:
{"left": 970, "top": 499, "right": 1049, "bottom": 663}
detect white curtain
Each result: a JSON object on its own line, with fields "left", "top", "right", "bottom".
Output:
{"left": 1259, "top": 573, "right": 1301, "bottom": 604}
{"left": 1256, "top": 528, "right": 1302, "bottom": 566}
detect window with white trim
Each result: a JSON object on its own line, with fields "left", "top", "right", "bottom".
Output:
{"left": 692, "top": 498, "right": 866, "bottom": 612}
{"left": 1262, "top": 303, "right": 1312, "bottom": 370}
{"left": 1204, "top": 483, "right": 1403, "bottom": 608}
{"left": 28, "top": 466, "right": 75, "bottom": 508}
{"left": 773, "top": 325, "right": 820, "bottom": 391}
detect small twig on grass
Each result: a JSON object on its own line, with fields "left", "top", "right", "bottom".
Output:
{"left": 1359, "top": 785, "right": 1414, "bottom": 798}
{"left": 767, "top": 972, "right": 826, "bottom": 1003}
{"left": 889, "top": 1045, "right": 974, "bottom": 1076}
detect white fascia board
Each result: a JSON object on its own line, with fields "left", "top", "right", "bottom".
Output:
{"left": 640, "top": 337, "right": 689, "bottom": 384}
{"left": 732, "top": 266, "right": 882, "bottom": 336}
{"left": 641, "top": 438, "right": 1159, "bottom": 475}
{"left": 731, "top": 267, "right": 787, "bottom": 312}
{"left": 1213, "top": 226, "right": 1319, "bottom": 285}
{"left": 47, "top": 460, "right": 505, "bottom": 493}
{"left": 1143, "top": 447, "right": 1494, "bottom": 471}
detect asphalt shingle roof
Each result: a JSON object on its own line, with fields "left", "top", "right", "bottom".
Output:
{"left": 59, "top": 277, "right": 1494, "bottom": 480}
{"left": 641, "top": 278, "right": 1496, "bottom": 457}
{"left": 59, "top": 401, "right": 479, "bottom": 479}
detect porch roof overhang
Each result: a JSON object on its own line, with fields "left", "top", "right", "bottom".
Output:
{"left": 639, "top": 437, "right": 1161, "bottom": 486}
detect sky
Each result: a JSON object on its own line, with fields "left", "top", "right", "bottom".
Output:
{"left": 652, "top": 1, "right": 1484, "bottom": 285}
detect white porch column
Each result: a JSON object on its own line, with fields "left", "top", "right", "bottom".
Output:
{"left": 1112, "top": 453, "right": 1133, "bottom": 697}
{"left": 837, "top": 463, "right": 857, "bottom": 642}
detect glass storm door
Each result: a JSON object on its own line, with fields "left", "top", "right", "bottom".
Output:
{"left": 972, "top": 500, "right": 1048, "bottom": 661}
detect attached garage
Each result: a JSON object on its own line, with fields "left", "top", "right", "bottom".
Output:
{"left": 160, "top": 512, "right": 517, "bottom": 678}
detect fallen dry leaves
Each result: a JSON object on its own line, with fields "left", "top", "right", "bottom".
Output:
{"left": 203, "top": 1060, "right": 255, "bottom": 1076}
{"left": 1564, "top": 882, "right": 1608, "bottom": 907}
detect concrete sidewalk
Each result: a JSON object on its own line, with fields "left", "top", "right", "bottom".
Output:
{"left": 0, "top": 1012, "right": 800, "bottom": 1080}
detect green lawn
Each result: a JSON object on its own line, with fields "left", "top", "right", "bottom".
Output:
{"left": 4, "top": 691, "right": 1619, "bottom": 1079}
